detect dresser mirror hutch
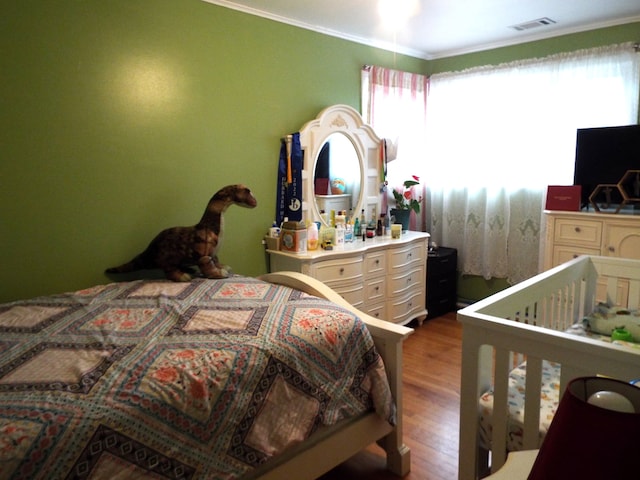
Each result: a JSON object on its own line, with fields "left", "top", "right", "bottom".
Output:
{"left": 299, "top": 104, "right": 382, "bottom": 226}
{"left": 268, "top": 104, "right": 430, "bottom": 325}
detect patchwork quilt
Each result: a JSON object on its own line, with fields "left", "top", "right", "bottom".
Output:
{"left": 0, "top": 276, "right": 394, "bottom": 479}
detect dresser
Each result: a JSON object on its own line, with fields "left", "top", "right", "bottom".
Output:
{"left": 543, "top": 210, "right": 640, "bottom": 269}
{"left": 426, "top": 247, "right": 457, "bottom": 319}
{"left": 543, "top": 210, "right": 640, "bottom": 304}
{"left": 268, "top": 231, "right": 430, "bottom": 326}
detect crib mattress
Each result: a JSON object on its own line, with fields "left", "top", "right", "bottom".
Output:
{"left": 478, "top": 324, "right": 640, "bottom": 452}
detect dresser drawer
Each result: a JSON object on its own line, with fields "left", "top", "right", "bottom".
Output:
{"left": 551, "top": 245, "right": 601, "bottom": 267}
{"left": 389, "top": 267, "right": 424, "bottom": 296}
{"left": 388, "top": 290, "right": 424, "bottom": 323}
{"left": 427, "top": 247, "right": 457, "bottom": 276}
{"left": 364, "top": 301, "right": 386, "bottom": 320}
{"left": 324, "top": 280, "right": 364, "bottom": 307}
{"left": 312, "top": 256, "right": 363, "bottom": 283}
{"left": 365, "top": 251, "right": 386, "bottom": 277}
{"left": 365, "top": 276, "right": 385, "bottom": 303}
{"left": 389, "top": 243, "right": 425, "bottom": 270}
{"left": 427, "top": 271, "right": 456, "bottom": 295}
{"left": 553, "top": 219, "right": 602, "bottom": 247}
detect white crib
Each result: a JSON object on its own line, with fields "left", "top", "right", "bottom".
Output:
{"left": 457, "top": 255, "right": 640, "bottom": 480}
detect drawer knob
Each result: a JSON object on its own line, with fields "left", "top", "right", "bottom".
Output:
{"left": 339, "top": 267, "right": 345, "bottom": 274}
{"left": 574, "top": 226, "right": 581, "bottom": 233}
{"left": 375, "top": 259, "right": 380, "bottom": 265}
{"left": 375, "top": 286, "right": 380, "bottom": 292}
{"left": 608, "top": 246, "right": 615, "bottom": 252}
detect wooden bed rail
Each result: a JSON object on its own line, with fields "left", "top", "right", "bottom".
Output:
{"left": 457, "top": 256, "right": 640, "bottom": 480}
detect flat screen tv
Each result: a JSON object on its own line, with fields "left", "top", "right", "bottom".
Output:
{"left": 573, "top": 124, "right": 640, "bottom": 209}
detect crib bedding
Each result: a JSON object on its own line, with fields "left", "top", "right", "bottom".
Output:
{"left": 477, "top": 322, "right": 639, "bottom": 452}
{"left": 0, "top": 276, "right": 394, "bottom": 480}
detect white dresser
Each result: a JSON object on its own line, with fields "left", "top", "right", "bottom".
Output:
{"left": 543, "top": 210, "right": 640, "bottom": 304}
{"left": 268, "top": 231, "right": 430, "bottom": 326}
{"left": 543, "top": 210, "right": 640, "bottom": 269}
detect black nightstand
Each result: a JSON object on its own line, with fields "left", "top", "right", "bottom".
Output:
{"left": 426, "top": 246, "right": 457, "bottom": 318}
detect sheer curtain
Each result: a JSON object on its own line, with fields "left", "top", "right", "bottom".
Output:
{"left": 425, "top": 43, "right": 639, "bottom": 284}
{"left": 362, "top": 66, "right": 429, "bottom": 231}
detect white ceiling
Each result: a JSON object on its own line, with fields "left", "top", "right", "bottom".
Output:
{"left": 204, "top": 0, "right": 640, "bottom": 59}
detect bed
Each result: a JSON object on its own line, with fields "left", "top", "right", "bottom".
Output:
{"left": 0, "top": 271, "right": 412, "bottom": 480}
{"left": 457, "top": 255, "right": 640, "bottom": 480}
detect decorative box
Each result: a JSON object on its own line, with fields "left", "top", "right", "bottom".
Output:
{"left": 280, "top": 221, "right": 307, "bottom": 253}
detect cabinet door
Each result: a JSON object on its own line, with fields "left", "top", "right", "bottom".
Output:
{"left": 604, "top": 224, "right": 640, "bottom": 260}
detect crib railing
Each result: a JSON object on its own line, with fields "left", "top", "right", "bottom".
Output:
{"left": 457, "top": 255, "right": 640, "bottom": 480}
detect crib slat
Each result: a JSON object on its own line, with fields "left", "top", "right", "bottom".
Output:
{"left": 522, "top": 356, "right": 542, "bottom": 450}
{"left": 490, "top": 348, "right": 511, "bottom": 473}
{"left": 605, "top": 276, "right": 618, "bottom": 305}
{"left": 628, "top": 278, "right": 640, "bottom": 309}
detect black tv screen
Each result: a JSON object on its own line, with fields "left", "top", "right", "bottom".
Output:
{"left": 573, "top": 124, "right": 640, "bottom": 209}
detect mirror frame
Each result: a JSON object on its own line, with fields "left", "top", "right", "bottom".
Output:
{"left": 299, "top": 104, "right": 382, "bottom": 226}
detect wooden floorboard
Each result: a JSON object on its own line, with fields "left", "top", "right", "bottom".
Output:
{"left": 319, "top": 311, "right": 462, "bottom": 480}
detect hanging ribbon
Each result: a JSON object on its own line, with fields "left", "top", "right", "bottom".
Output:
{"left": 380, "top": 139, "right": 389, "bottom": 218}
{"left": 275, "top": 133, "right": 303, "bottom": 224}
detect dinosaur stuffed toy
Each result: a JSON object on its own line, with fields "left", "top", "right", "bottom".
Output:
{"left": 106, "top": 184, "right": 257, "bottom": 281}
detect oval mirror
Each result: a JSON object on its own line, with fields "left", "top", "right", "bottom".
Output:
{"left": 313, "top": 132, "right": 361, "bottom": 223}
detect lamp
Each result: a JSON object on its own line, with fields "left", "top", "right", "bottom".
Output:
{"left": 528, "top": 376, "right": 640, "bottom": 480}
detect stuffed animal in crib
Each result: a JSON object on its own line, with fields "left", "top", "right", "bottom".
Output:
{"left": 106, "top": 184, "right": 257, "bottom": 281}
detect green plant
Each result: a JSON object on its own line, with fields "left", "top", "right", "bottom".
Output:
{"left": 392, "top": 175, "right": 421, "bottom": 214}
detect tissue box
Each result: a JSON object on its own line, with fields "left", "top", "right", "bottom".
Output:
{"left": 280, "top": 222, "right": 307, "bottom": 253}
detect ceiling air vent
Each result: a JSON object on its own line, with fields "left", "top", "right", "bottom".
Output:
{"left": 510, "top": 17, "right": 557, "bottom": 32}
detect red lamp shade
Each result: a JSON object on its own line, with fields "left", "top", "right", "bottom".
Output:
{"left": 528, "top": 376, "right": 640, "bottom": 480}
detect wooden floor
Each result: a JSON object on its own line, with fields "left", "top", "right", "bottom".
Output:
{"left": 320, "top": 311, "right": 462, "bottom": 480}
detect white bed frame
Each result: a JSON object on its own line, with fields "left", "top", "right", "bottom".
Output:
{"left": 254, "top": 271, "right": 413, "bottom": 479}
{"left": 457, "top": 255, "right": 640, "bottom": 480}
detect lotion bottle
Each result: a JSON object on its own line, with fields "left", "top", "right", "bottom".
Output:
{"left": 307, "top": 221, "right": 319, "bottom": 250}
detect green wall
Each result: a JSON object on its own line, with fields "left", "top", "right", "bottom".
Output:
{"left": 1, "top": 1, "right": 638, "bottom": 303}
{"left": 0, "top": 0, "right": 424, "bottom": 302}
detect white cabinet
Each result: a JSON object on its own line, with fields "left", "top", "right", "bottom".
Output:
{"left": 268, "top": 232, "right": 430, "bottom": 326}
{"left": 543, "top": 211, "right": 640, "bottom": 305}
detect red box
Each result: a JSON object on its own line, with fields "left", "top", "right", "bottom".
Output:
{"left": 545, "top": 185, "right": 581, "bottom": 211}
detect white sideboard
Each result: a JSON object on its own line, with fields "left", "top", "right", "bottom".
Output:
{"left": 268, "top": 231, "right": 430, "bottom": 326}
{"left": 543, "top": 210, "right": 640, "bottom": 304}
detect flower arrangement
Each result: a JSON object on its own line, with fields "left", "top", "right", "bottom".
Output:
{"left": 392, "top": 175, "right": 421, "bottom": 214}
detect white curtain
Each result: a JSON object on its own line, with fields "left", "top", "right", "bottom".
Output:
{"left": 362, "top": 65, "right": 429, "bottom": 231}
{"left": 425, "top": 43, "right": 640, "bottom": 284}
